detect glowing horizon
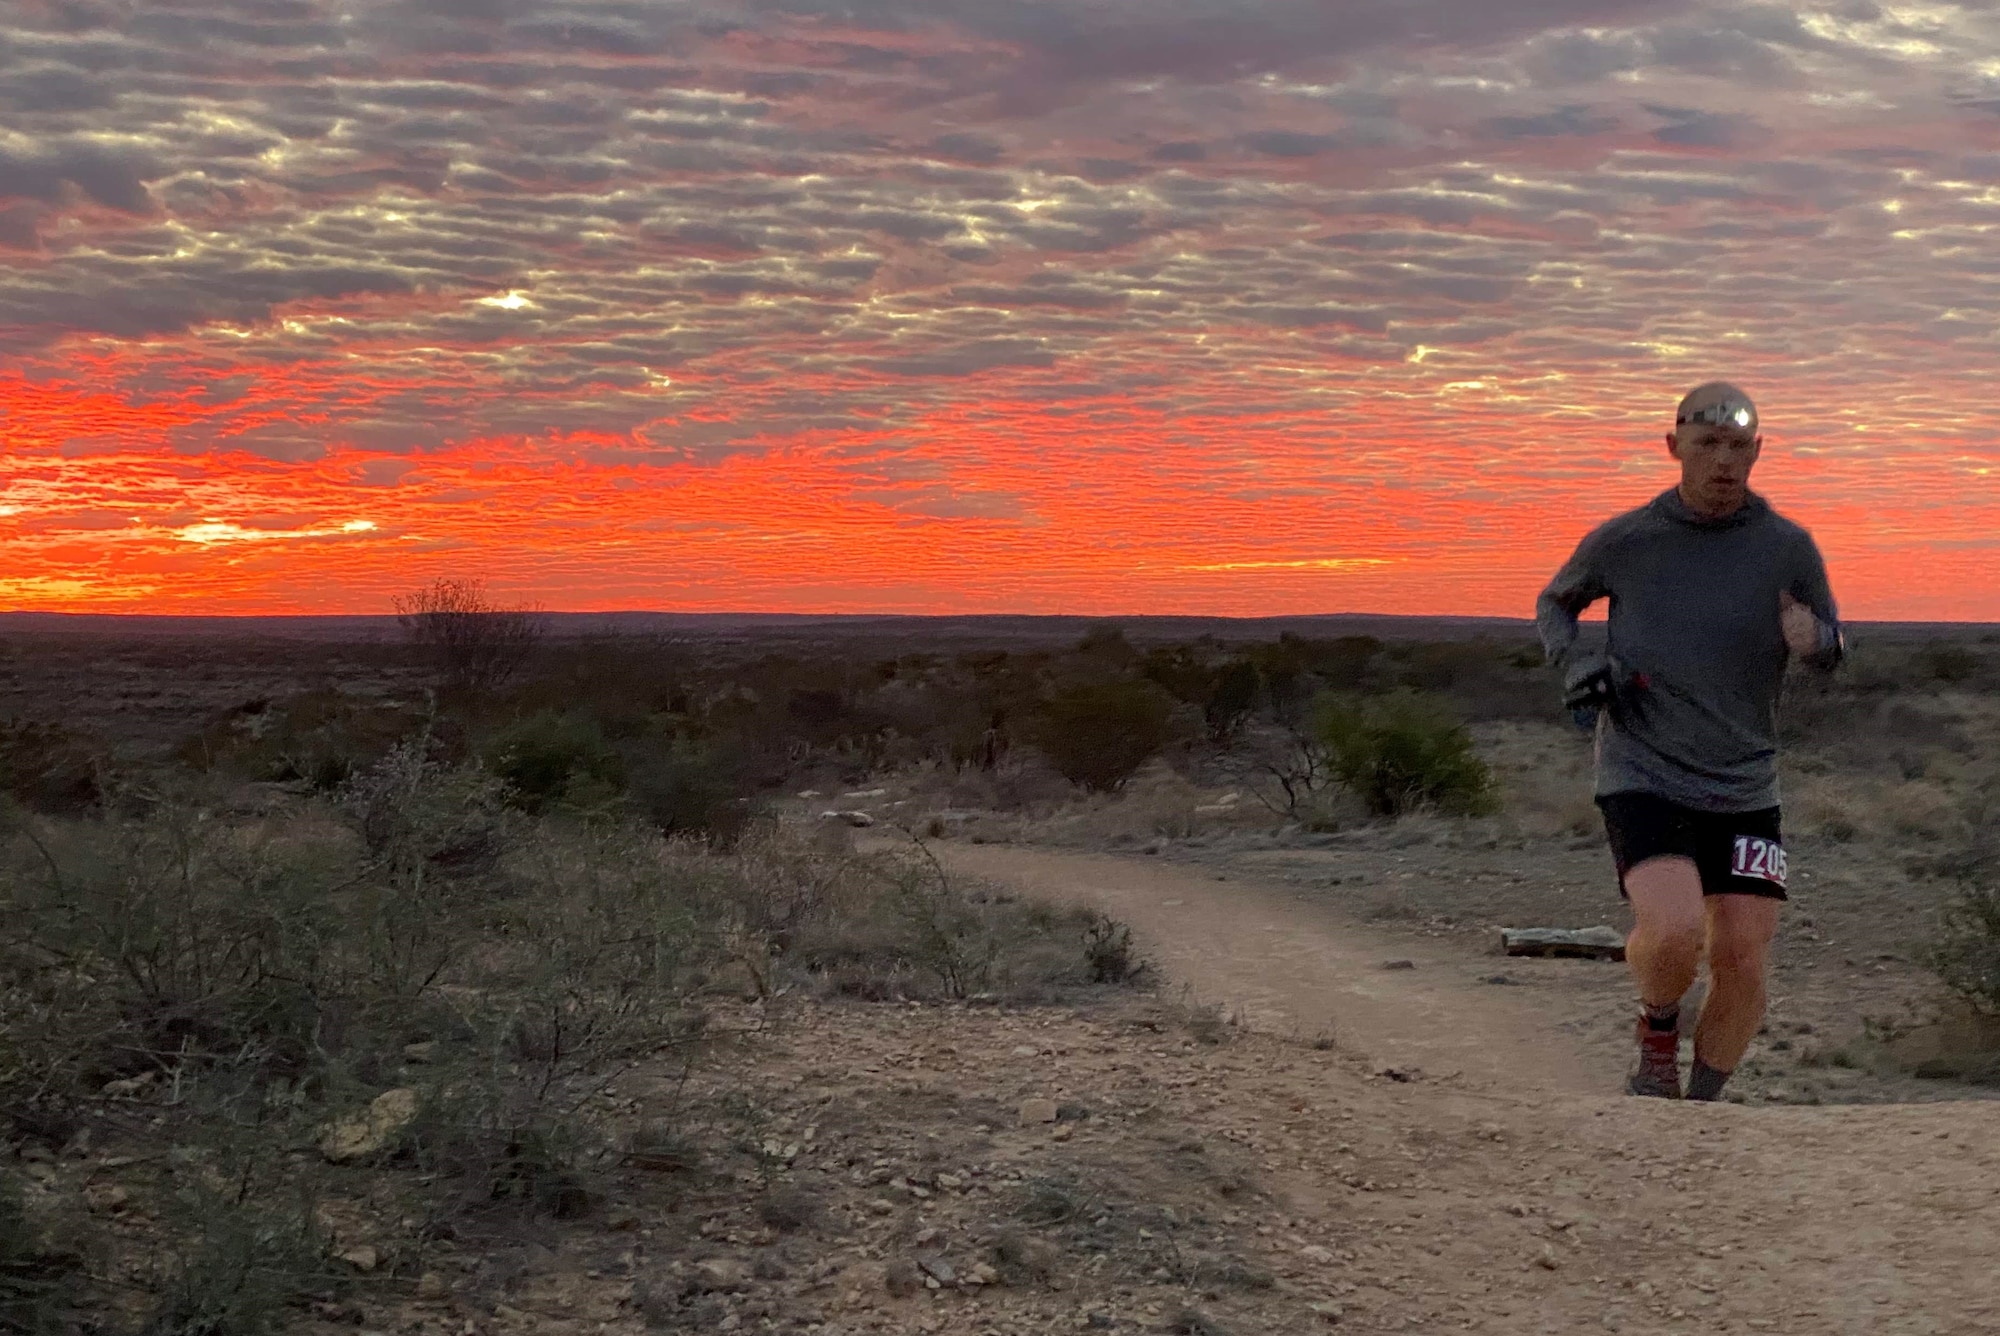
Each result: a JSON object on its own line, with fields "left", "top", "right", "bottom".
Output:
{"left": 4, "top": 2, "right": 1999, "bottom": 621}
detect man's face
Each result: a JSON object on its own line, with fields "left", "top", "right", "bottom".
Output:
{"left": 1668, "top": 421, "right": 1762, "bottom": 513}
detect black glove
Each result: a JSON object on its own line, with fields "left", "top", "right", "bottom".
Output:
{"left": 1562, "top": 655, "right": 1651, "bottom": 725}
{"left": 1562, "top": 655, "right": 1615, "bottom": 713}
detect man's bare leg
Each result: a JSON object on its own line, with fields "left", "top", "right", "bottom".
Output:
{"left": 1623, "top": 857, "right": 1706, "bottom": 1096}
{"left": 1626, "top": 857, "right": 1706, "bottom": 1004}
{"left": 1687, "top": 894, "right": 1781, "bottom": 1100}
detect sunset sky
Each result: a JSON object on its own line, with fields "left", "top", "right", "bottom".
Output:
{"left": 3, "top": 1, "right": 1998, "bottom": 619}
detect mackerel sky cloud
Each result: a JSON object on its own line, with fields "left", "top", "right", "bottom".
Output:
{"left": 2, "top": 0, "right": 1998, "bottom": 616}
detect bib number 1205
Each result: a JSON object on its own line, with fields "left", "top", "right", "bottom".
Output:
{"left": 1732, "top": 835, "right": 1788, "bottom": 887}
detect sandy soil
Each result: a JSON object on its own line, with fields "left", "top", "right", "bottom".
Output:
{"left": 931, "top": 843, "right": 2000, "bottom": 1335}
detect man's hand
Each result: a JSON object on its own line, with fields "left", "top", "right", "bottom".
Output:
{"left": 1780, "top": 591, "right": 1821, "bottom": 657}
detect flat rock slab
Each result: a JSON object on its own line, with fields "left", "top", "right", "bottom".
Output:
{"left": 1500, "top": 927, "right": 1627, "bottom": 961}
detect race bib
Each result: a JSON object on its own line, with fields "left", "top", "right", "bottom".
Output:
{"left": 1731, "top": 835, "right": 1788, "bottom": 888}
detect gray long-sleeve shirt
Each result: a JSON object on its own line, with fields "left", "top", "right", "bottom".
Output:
{"left": 1536, "top": 489, "right": 1842, "bottom": 812}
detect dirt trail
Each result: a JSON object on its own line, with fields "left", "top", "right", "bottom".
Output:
{"left": 941, "top": 843, "right": 2000, "bottom": 1335}
{"left": 945, "top": 844, "right": 1595, "bottom": 1096}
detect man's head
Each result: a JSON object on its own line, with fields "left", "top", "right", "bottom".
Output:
{"left": 1667, "top": 381, "right": 1761, "bottom": 517}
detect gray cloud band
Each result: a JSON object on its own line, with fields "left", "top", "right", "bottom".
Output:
{"left": 0, "top": 1, "right": 1998, "bottom": 458}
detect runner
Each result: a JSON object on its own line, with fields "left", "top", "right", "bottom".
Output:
{"left": 1536, "top": 383, "right": 1845, "bottom": 1100}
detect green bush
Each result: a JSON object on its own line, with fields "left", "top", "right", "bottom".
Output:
{"left": 1029, "top": 681, "right": 1176, "bottom": 793}
{"left": 624, "top": 737, "right": 759, "bottom": 846}
{"left": 1313, "top": 692, "right": 1496, "bottom": 817}
{"left": 484, "top": 710, "right": 625, "bottom": 814}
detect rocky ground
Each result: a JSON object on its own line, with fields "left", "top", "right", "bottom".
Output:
{"left": 15, "top": 832, "right": 2000, "bottom": 1336}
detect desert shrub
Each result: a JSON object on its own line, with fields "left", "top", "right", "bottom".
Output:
{"left": 0, "top": 796, "right": 371, "bottom": 1101}
{"left": 395, "top": 577, "right": 544, "bottom": 696}
{"left": 1313, "top": 692, "right": 1497, "bottom": 817}
{"left": 1928, "top": 779, "right": 2000, "bottom": 1015}
{"left": 0, "top": 720, "right": 101, "bottom": 815}
{"left": 1083, "top": 912, "right": 1146, "bottom": 984}
{"left": 0, "top": 754, "right": 742, "bottom": 1324}
{"left": 1137, "top": 645, "right": 1200, "bottom": 698}
{"left": 1076, "top": 624, "right": 1140, "bottom": 671}
{"left": 1251, "top": 634, "right": 1381, "bottom": 698}
{"left": 870, "top": 849, "right": 1001, "bottom": 1000}
{"left": 1203, "top": 661, "right": 1259, "bottom": 743}
{"left": 624, "top": 737, "right": 760, "bottom": 846}
{"left": 1029, "top": 680, "right": 1176, "bottom": 793}
{"left": 706, "top": 825, "right": 871, "bottom": 962}
{"left": 141, "top": 1182, "right": 340, "bottom": 1336}
{"left": 176, "top": 692, "right": 423, "bottom": 790}
{"left": 1919, "top": 643, "right": 1980, "bottom": 684}
{"left": 484, "top": 710, "right": 625, "bottom": 814}
{"left": 779, "top": 838, "right": 1145, "bottom": 1003}
{"left": 1935, "top": 884, "right": 2000, "bottom": 1017}
{"left": 342, "top": 736, "right": 511, "bottom": 881}
{"left": 383, "top": 820, "right": 713, "bottom": 1216}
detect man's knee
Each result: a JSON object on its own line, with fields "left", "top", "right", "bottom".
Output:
{"left": 1636, "top": 914, "right": 1705, "bottom": 967}
{"left": 1706, "top": 896, "right": 1780, "bottom": 984}
{"left": 1708, "top": 924, "right": 1773, "bottom": 984}
{"left": 1626, "top": 858, "right": 1705, "bottom": 962}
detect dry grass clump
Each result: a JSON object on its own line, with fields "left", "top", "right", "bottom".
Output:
{"left": 1008, "top": 765, "right": 1269, "bottom": 848}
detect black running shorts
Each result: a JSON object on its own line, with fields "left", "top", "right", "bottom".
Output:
{"left": 1597, "top": 792, "right": 1788, "bottom": 901}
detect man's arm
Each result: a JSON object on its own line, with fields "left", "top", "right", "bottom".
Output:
{"left": 1536, "top": 526, "right": 1611, "bottom": 669}
{"left": 1781, "top": 534, "right": 1844, "bottom": 671}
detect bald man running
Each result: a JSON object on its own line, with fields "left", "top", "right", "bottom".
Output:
{"left": 1538, "top": 383, "right": 1844, "bottom": 1101}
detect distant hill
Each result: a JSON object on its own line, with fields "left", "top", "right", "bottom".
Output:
{"left": 0, "top": 611, "right": 1989, "bottom": 647}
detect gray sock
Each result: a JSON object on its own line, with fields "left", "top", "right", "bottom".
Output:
{"left": 1686, "top": 1059, "right": 1731, "bottom": 1102}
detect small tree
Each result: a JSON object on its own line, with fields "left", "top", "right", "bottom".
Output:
{"left": 1203, "top": 660, "right": 1260, "bottom": 743}
{"left": 395, "top": 578, "right": 543, "bottom": 695}
{"left": 1314, "top": 691, "right": 1496, "bottom": 817}
{"left": 1029, "top": 680, "right": 1175, "bottom": 794}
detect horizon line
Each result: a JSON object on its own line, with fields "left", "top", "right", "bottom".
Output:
{"left": 3, "top": 610, "right": 1995, "bottom": 629}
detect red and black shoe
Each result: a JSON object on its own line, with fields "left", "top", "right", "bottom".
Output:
{"left": 1628, "top": 1017, "right": 1683, "bottom": 1099}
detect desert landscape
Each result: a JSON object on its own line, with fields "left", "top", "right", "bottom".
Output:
{"left": 3, "top": 609, "right": 1997, "bottom": 1335}
{"left": 11, "top": 1, "right": 2000, "bottom": 1333}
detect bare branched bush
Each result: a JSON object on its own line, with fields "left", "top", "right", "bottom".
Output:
{"left": 1223, "top": 717, "right": 1332, "bottom": 819}
{"left": 394, "top": 577, "right": 544, "bottom": 695}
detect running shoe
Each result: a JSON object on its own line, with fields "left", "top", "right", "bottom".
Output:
{"left": 1627, "top": 1017, "right": 1683, "bottom": 1099}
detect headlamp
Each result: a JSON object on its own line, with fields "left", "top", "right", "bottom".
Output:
{"left": 1677, "top": 399, "right": 1757, "bottom": 430}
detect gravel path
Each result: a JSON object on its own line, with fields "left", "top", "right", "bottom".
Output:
{"left": 940, "top": 843, "right": 2000, "bottom": 1335}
